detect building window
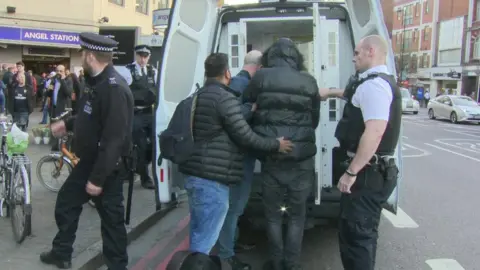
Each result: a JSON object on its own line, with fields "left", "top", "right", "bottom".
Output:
{"left": 397, "top": 9, "right": 402, "bottom": 20}
{"left": 476, "top": 0, "right": 480, "bottom": 21}
{"left": 474, "top": 37, "right": 480, "bottom": 59}
{"left": 109, "top": 0, "right": 124, "bottom": 5}
{"left": 404, "top": 30, "right": 412, "bottom": 50}
{"left": 404, "top": 5, "right": 413, "bottom": 25}
{"left": 424, "top": 0, "right": 429, "bottom": 14}
{"left": 423, "top": 27, "right": 430, "bottom": 40}
{"left": 158, "top": 0, "right": 170, "bottom": 9}
{"left": 438, "top": 49, "right": 461, "bottom": 64}
{"left": 425, "top": 54, "right": 430, "bottom": 67}
{"left": 415, "top": 3, "right": 420, "bottom": 17}
{"left": 136, "top": 0, "right": 148, "bottom": 14}
{"left": 419, "top": 54, "right": 424, "bottom": 68}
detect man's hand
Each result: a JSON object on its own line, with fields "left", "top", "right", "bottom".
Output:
{"left": 337, "top": 172, "right": 357, "bottom": 194}
{"left": 86, "top": 181, "right": 102, "bottom": 196}
{"left": 51, "top": 120, "right": 67, "bottom": 138}
{"left": 251, "top": 103, "right": 257, "bottom": 112}
{"left": 318, "top": 88, "right": 330, "bottom": 99}
{"left": 276, "top": 137, "right": 294, "bottom": 153}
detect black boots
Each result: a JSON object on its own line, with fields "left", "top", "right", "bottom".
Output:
{"left": 39, "top": 251, "right": 72, "bottom": 269}
{"left": 225, "top": 256, "right": 252, "bottom": 270}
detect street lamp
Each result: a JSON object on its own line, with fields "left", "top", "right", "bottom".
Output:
{"left": 397, "top": 7, "right": 407, "bottom": 85}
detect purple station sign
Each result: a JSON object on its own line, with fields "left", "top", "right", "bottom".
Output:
{"left": 0, "top": 26, "right": 80, "bottom": 45}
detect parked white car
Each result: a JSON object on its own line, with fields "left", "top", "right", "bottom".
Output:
{"left": 401, "top": 88, "right": 419, "bottom": 114}
{"left": 427, "top": 95, "right": 480, "bottom": 124}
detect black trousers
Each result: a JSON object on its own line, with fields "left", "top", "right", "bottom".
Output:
{"left": 132, "top": 112, "right": 153, "bottom": 181}
{"left": 338, "top": 165, "right": 396, "bottom": 270}
{"left": 262, "top": 158, "right": 314, "bottom": 267}
{"left": 51, "top": 159, "right": 128, "bottom": 269}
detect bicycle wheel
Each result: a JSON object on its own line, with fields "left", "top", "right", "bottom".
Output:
{"left": 9, "top": 164, "right": 32, "bottom": 244}
{"left": 36, "top": 154, "right": 73, "bottom": 192}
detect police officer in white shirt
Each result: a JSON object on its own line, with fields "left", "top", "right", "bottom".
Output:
{"left": 320, "top": 35, "right": 402, "bottom": 270}
{"left": 122, "top": 45, "right": 158, "bottom": 189}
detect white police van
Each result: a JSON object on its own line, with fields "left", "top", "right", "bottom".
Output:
{"left": 153, "top": 0, "right": 403, "bottom": 226}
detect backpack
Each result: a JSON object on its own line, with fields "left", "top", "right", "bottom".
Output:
{"left": 158, "top": 83, "right": 201, "bottom": 165}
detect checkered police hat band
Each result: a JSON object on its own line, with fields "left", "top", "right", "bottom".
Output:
{"left": 80, "top": 40, "right": 115, "bottom": 52}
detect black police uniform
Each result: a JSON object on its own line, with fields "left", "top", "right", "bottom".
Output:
{"left": 40, "top": 32, "right": 134, "bottom": 270}
{"left": 124, "top": 44, "right": 157, "bottom": 189}
{"left": 334, "top": 72, "right": 402, "bottom": 270}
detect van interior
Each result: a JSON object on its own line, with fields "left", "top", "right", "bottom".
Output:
{"left": 246, "top": 20, "right": 314, "bottom": 74}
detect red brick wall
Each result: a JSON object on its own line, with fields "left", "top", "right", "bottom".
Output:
{"left": 422, "top": 0, "right": 434, "bottom": 23}
{"left": 438, "top": 0, "right": 469, "bottom": 21}
{"left": 381, "top": 0, "right": 394, "bottom": 35}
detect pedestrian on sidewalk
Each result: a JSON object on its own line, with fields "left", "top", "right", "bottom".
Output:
{"left": 216, "top": 50, "right": 263, "bottom": 270}
{"left": 40, "top": 32, "right": 134, "bottom": 270}
{"left": 8, "top": 73, "right": 33, "bottom": 131}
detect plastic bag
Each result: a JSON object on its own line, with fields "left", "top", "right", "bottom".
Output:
{"left": 7, "top": 123, "right": 29, "bottom": 155}
{"left": 11, "top": 123, "right": 29, "bottom": 144}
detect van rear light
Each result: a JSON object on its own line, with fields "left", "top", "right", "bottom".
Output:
{"left": 160, "top": 169, "right": 164, "bottom": 182}
{"left": 276, "top": 7, "right": 306, "bottom": 13}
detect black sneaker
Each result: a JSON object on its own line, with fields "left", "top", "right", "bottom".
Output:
{"left": 39, "top": 251, "right": 72, "bottom": 269}
{"left": 141, "top": 177, "right": 155, "bottom": 189}
{"left": 225, "top": 256, "right": 252, "bottom": 270}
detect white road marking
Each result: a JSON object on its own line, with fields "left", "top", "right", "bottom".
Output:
{"left": 426, "top": 259, "right": 465, "bottom": 270}
{"left": 444, "top": 129, "right": 480, "bottom": 138}
{"left": 425, "top": 143, "right": 480, "bottom": 162}
{"left": 381, "top": 207, "right": 419, "bottom": 228}
{"left": 434, "top": 139, "right": 480, "bottom": 154}
{"left": 402, "top": 143, "right": 431, "bottom": 158}
{"left": 403, "top": 120, "right": 429, "bottom": 127}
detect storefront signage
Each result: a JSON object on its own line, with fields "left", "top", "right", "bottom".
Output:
{"left": 432, "top": 70, "right": 461, "bottom": 79}
{"left": 153, "top": 9, "right": 170, "bottom": 27}
{"left": 0, "top": 26, "right": 79, "bottom": 45}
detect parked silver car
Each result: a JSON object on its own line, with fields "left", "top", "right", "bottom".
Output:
{"left": 401, "top": 88, "right": 419, "bottom": 114}
{"left": 427, "top": 95, "right": 480, "bottom": 124}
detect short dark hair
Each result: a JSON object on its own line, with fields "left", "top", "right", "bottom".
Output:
{"left": 16, "top": 61, "right": 24, "bottom": 67}
{"left": 204, "top": 53, "right": 229, "bottom": 78}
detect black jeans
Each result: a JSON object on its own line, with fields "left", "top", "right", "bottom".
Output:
{"left": 262, "top": 158, "right": 314, "bottom": 267}
{"left": 51, "top": 159, "right": 128, "bottom": 269}
{"left": 338, "top": 165, "right": 396, "bottom": 270}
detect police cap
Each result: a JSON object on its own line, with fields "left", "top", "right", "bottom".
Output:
{"left": 79, "top": 32, "right": 118, "bottom": 52}
{"left": 135, "top": 45, "right": 152, "bottom": 56}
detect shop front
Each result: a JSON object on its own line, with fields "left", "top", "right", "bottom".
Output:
{"left": 462, "top": 65, "right": 480, "bottom": 102}
{"left": 0, "top": 26, "right": 82, "bottom": 74}
{"left": 429, "top": 66, "right": 462, "bottom": 96}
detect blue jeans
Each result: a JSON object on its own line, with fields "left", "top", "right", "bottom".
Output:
{"left": 41, "top": 103, "right": 49, "bottom": 124}
{"left": 185, "top": 176, "right": 229, "bottom": 255}
{"left": 217, "top": 156, "right": 256, "bottom": 259}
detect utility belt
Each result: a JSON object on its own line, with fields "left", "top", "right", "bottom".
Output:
{"left": 344, "top": 150, "right": 398, "bottom": 184}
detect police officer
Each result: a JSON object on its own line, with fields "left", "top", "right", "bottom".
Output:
{"left": 320, "top": 35, "right": 401, "bottom": 270}
{"left": 122, "top": 44, "right": 157, "bottom": 189}
{"left": 40, "top": 32, "right": 134, "bottom": 270}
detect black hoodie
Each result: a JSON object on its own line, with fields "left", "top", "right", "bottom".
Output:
{"left": 243, "top": 38, "right": 321, "bottom": 162}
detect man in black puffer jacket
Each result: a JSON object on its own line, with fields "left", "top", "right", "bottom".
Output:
{"left": 179, "top": 53, "right": 294, "bottom": 257}
{"left": 243, "top": 38, "right": 321, "bottom": 270}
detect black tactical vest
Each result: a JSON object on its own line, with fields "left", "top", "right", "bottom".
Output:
{"left": 334, "top": 73, "right": 402, "bottom": 156}
{"left": 126, "top": 64, "right": 157, "bottom": 107}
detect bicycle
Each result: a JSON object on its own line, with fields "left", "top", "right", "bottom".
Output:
{"left": 0, "top": 118, "right": 32, "bottom": 243}
{"left": 36, "top": 108, "right": 77, "bottom": 192}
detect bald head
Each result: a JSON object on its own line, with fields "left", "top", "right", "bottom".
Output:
{"left": 360, "top": 35, "right": 388, "bottom": 57}
{"left": 244, "top": 50, "right": 262, "bottom": 66}
{"left": 243, "top": 50, "right": 262, "bottom": 77}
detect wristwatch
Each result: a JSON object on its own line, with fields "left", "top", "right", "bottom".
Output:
{"left": 345, "top": 169, "right": 357, "bottom": 177}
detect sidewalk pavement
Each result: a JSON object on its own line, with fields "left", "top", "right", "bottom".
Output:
{"left": 0, "top": 111, "right": 166, "bottom": 270}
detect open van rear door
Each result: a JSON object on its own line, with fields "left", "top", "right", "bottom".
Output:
{"left": 344, "top": 0, "right": 401, "bottom": 214}
{"left": 154, "top": 0, "right": 218, "bottom": 205}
